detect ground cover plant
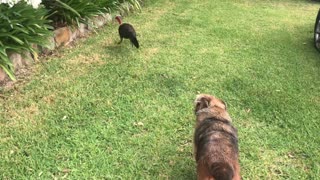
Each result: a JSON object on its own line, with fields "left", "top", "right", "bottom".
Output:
{"left": 0, "top": 1, "right": 52, "bottom": 80}
{"left": 0, "top": 0, "right": 319, "bottom": 179}
{"left": 39, "top": 0, "right": 142, "bottom": 28}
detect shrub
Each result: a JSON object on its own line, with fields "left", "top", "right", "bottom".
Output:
{"left": 117, "top": 0, "right": 142, "bottom": 16}
{"left": 41, "top": 0, "right": 105, "bottom": 28}
{"left": 90, "top": 0, "right": 142, "bottom": 14}
{"left": 0, "top": 1, "right": 52, "bottom": 80}
{"left": 41, "top": 0, "right": 142, "bottom": 28}
{"left": 92, "top": 0, "right": 119, "bottom": 12}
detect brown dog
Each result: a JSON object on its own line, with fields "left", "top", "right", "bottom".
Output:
{"left": 194, "top": 94, "right": 240, "bottom": 180}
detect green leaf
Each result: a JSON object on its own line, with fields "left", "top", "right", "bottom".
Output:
{"left": 0, "top": 64, "right": 15, "bottom": 81}
{"left": 0, "top": 33, "right": 24, "bottom": 45}
{"left": 55, "top": 0, "right": 81, "bottom": 17}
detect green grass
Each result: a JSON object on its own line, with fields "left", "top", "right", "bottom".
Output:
{"left": 1, "top": 0, "right": 320, "bottom": 179}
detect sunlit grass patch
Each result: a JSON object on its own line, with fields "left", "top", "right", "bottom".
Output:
{"left": 1, "top": 0, "right": 319, "bottom": 179}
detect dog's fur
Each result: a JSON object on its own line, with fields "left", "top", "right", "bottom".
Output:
{"left": 194, "top": 94, "right": 240, "bottom": 180}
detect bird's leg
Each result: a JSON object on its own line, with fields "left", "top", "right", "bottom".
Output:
{"left": 118, "top": 38, "right": 123, "bottom": 44}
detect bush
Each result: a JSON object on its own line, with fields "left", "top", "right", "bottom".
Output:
{"left": 0, "top": 2, "right": 52, "bottom": 80}
{"left": 117, "top": 0, "right": 142, "bottom": 16}
{"left": 87, "top": 0, "right": 142, "bottom": 14}
{"left": 41, "top": 0, "right": 105, "bottom": 28}
{"left": 92, "top": 0, "right": 120, "bottom": 12}
{"left": 41, "top": 0, "right": 142, "bottom": 28}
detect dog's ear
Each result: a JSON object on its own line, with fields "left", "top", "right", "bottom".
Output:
{"left": 219, "top": 99, "right": 227, "bottom": 110}
{"left": 194, "top": 94, "right": 211, "bottom": 113}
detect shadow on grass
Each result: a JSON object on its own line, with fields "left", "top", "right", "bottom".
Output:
{"left": 169, "top": 159, "right": 196, "bottom": 180}
{"left": 104, "top": 41, "right": 141, "bottom": 65}
{"left": 105, "top": 43, "right": 131, "bottom": 55}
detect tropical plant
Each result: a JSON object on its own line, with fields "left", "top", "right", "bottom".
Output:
{"left": 0, "top": 2, "right": 52, "bottom": 80}
{"left": 117, "top": 0, "right": 142, "bottom": 16}
{"left": 92, "top": 0, "right": 119, "bottom": 12}
{"left": 90, "top": 0, "right": 142, "bottom": 14}
{"left": 41, "top": 0, "right": 105, "bottom": 28}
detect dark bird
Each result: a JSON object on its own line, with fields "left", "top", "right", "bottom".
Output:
{"left": 115, "top": 15, "right": 139, "bottom": 48}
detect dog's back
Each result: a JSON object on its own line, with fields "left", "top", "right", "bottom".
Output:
{"left": 194, "top": 118, "right": 238, "bottom": 180}
{"left": 194, "top": 94, "right": 240, "bottom": 180}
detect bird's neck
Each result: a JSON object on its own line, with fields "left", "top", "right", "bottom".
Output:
{"left": 116, "top": 18, "right": 122, "bottom": 25}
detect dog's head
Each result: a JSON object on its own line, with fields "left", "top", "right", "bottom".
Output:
{"left": 194, "top": 94, "right": 231, "bottom": 122}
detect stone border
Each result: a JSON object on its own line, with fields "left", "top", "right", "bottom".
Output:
{"left": 0, "top": 13, "right": 113, "bottom": 86}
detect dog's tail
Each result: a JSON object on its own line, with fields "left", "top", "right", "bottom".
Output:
{"left": 210, "top": 162, "right": 234, "bottom": 180}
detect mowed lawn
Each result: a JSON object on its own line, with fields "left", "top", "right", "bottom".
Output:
{"left": 1, "top": 0, "right": 320, "bottom": 179}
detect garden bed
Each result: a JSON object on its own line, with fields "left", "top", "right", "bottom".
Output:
{"left": 0, "top": 0, "right": 142, "bottom": 87}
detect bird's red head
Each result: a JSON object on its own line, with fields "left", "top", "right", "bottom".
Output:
{"left": 115, "top": 15, "right": 122, "bottom": 25}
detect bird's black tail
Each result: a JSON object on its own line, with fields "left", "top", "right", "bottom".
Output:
{"left": 130, "top": 37, "right": 139, "bottom": 48}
